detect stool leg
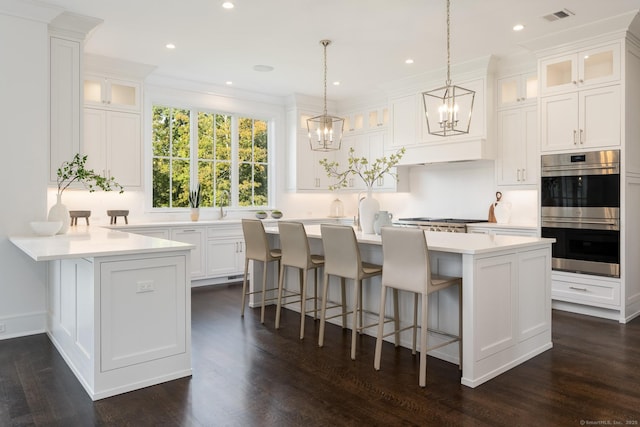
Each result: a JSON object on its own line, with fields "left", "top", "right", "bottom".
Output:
{"left": 419, "top": 293, "right": 428, "bottom": 387}
{"left": 374, "top": 284, "right": 388, "bottom": 371}
{"left": 340, "top": 277, "right": 347, "bottom": 328}
{"left": 351, "top": 279, "right": 360, "bottom": 360}
{"left": 299, "top": 268, "right": 307, "bottom": 340}
{"left": 458, "top": 282, "right": 463, "bottom": 371}
{"left": 124, "top": 216, "right": 128, "bottom": 224}
{"left": 241, "top": 258, "right": 250, "bottom": 317}
{"left": 412, "top": 293, "right": 419, "bottom": 355}
{"left": 318, "top": 273, "right": 330, "bottom": 348}
{"left": 358, "top": 282, "right": 364, "bottom": 335}
{"left": 86, "top": 217, "right": 90, "bottom": 226}
{"left": 260, "top": 260, "right": 268, "bottom": 324}
{"left": 313, "top": 267, "right": 319, "bottom": 320}
{"left": 393, "top": 288, "right": 400, "bottom": 347}
{"left": 275, "top": 264, "right": 286, "bottom": 329}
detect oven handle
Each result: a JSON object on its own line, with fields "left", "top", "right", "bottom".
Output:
{"left": 541, "top": 164, "right": 619, "bottom": 175}
{"left": 542, "top": 218, "right": 620, "bottom": 230}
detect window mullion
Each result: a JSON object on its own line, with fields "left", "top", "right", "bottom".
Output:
{"left": 190, "top": 110, "right": 198, "bottom": 192}
{"left": 230, "top": 116, "right": 239, "bottom": 207}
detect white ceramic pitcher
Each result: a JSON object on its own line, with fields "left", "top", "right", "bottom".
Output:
{"left": 373, "top": 211, "right": 393, "bottom": 235}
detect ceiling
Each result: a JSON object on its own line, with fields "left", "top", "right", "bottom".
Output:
{"left": 45, "top": 0, "right": 640, "bottom": 101}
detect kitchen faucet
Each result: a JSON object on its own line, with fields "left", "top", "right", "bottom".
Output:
{"left": 220, "top": 190, "right": 229, "bottom": 219}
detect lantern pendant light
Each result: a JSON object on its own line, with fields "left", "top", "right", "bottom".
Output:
{"left": 422, "top": 0, "right": 475, "bottom": 137}
{"left": 307, "top": 40, "right": 344, "bottom": 151}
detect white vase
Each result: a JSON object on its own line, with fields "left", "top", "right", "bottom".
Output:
{"left": 48, "top": 193, "right": 70, "bottom": 234}
{"left": 190, "top": 207, "right": 200, "bottom": 221}
{"left": 359, "top": 188, "right": 380, "bottom": 234}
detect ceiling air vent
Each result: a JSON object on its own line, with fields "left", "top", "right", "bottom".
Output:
{"left": 543, "top": 9, "right": 575, "bottom": 22}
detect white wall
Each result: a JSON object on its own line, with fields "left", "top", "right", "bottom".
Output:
{"left": 0, "top": 12, "right": 50, "bottom": 339}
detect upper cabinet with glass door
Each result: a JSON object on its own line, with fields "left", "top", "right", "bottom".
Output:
{"left": 540, "top": 42, "right": 620, "bottom": 95}
{"left": 84, "top": 73, "right": 141, "bottom": 112}
{"left": 497, "top": 72, "right": 537, "bottom": 109}
{"left": 343, "top": 106, "right": 388, "bottom": 134}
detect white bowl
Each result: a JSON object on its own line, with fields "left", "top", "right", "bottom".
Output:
{"left": 30, "top": 221, "right": 62, "bottom": 236}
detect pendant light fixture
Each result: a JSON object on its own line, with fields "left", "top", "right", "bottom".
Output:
{"left": 307, "top": 39, "right": 344, "bottom": 151}
{"left": 422, "top": 0, "right": 475, "bottom": 137}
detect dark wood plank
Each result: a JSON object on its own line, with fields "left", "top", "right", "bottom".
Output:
{"left": 0, "top": 283, "right": 639, "bottom": 426}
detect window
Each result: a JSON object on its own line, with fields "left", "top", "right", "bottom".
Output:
{"left": 152, "top": 105, "right": 270, "bottom": 209}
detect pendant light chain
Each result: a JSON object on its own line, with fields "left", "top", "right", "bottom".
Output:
{"left": 446, "top": 0, "right": 451, "bottom": 86}
{"left": 322, "top": 40, "right": 329, "bottom": 116}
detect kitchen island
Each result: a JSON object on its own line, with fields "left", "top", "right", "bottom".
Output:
{"left": 265, "top": 225, "right": 554, "bottom": 388}
{"left": 10, "top": 226, "right": 194, "bottom": 400}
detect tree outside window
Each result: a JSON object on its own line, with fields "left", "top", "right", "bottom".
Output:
{"left": 152, "top": 105, "right": 270, "bottom": 209}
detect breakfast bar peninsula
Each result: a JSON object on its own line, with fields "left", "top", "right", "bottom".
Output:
{"left": 266, "top": 225, "right": 554, "bottom": 388}
{"left": 10, "top": 226, "right": 194, "bottom": 400}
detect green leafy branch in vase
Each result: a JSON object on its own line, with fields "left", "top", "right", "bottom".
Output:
{"left": 319, "top": 147, "right": 406, "bottom": 191}
{"left": 55, "top": 153, "right": 124, "bottom": 196}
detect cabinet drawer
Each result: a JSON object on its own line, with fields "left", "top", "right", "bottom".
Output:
{"left": 207, "top": 224, "right": 242, "bottom": 239}
{"left": 552, "top": 276, "right": 620, "bottom": 308}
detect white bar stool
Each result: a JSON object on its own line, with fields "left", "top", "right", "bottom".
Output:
{"left": 275, "top": 221, "right": 325, "bottom": 339}
{"left": 374, "top": 226, "right": 462, "bottom": 387}
{"left": 318, "top": 224, "right": 396, "bottom": 360}
{"left": 241, "top": 219, "right": 282, "bottom": 324}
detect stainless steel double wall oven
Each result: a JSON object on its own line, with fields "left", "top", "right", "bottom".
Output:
{"left": 541, "top": 150, "right": 620, "bottom": 277}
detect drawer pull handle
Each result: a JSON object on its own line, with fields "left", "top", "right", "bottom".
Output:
{"left": 569, "top": 286, "right": 588, "bottom": 292}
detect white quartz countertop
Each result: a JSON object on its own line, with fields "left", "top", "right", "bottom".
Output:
{"left": 266, "top": 224, "right": 553, "bottom": 255}
{"left": 10, "top": 226, "right": 194, "bottom": 261}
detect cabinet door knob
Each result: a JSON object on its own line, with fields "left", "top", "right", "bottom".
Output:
{"left": 522, "top": 168, "right": 526, "bottom": 181}
{"left": 573, "top": 130, "right": 578, "bottom": 145}
{"left": 579, "top": 79, "right": 584, "bottom": 84}
{"left": 580, "top": 129, "right": 584, "bottom": 144}
{"left": 572, "top": 80, "right": 577, "bottom": 85}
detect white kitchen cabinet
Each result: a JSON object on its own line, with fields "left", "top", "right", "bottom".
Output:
{"left": 472, "top": 247, "right": 550, "bottom": 361}
{"left": 50, "top": 36, "right": 81, "bottom": 182}
{"left": 84, "top": 74, "right": 141, "bottom": 112}
{"left": 496, "top": 106, "right": 537, "bottom": 186}
{"left": 540, "top": 85, "right": 620, "bottom": 152}
{"left": 552, "top": 271, "right": 620, "bottom": 310}
{"left": 206, "top": 225, "right": 245, "bottom": 278}
{"left": 540, "top": 42, "right": 620, "bottom": 95}
{"left": 497, "top": 72, "right": 537, "bottom": 109}
{"left": 295, "top": 129, "right": 337, "bottom": 190}
{"left": 83, "top": 108, "right": 142, "bottom": 187}
{"left": 389, "top": 94, "right": 419, "bottom": 150}
{"left": 206, "top": 238, "right": 244, "bottom": 277}
{"left": 170, "top": 228, "right": 206, "bottom": 279}
{"left": 337, "top": 130, "right": 396, "bottom": 191}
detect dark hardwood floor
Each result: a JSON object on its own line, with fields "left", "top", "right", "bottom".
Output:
{"left": 1, "top": 283, "right": 640, "bottom": 426}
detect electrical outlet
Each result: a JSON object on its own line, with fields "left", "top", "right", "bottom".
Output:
{"left": 136, "top": 280, "right": 154, "bottom": 293}
{"left": 0, "top": 323, "right": 6, "bottom": 333}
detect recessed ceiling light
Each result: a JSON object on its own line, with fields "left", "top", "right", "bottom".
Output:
{"left": 333, "top": 81, "right": 340, "bottom": 86}
{"left": 222, "top": 2, "right": 234, "bottom": 9}
{"left": 513, "top": 24, "right": 525, "bottom": 31}
{"left": 225, "top": 81, "right": 233, "bottom": 85}
{"left": 405, "top": 58, "right": 414, "bottom": 64}
{"left": 165, "top": 43, "right": 176, "bottom": 49}
{"left": 253, "top": 64, "right": 274, "bottom": 72}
